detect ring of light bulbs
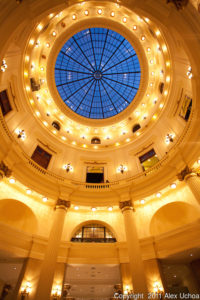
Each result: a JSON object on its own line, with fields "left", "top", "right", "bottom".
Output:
{"left": 23, "top": 1, "right": 171, "bottom": 150}
{"left": 6, "top": 173, "right": 180, "bottom": 210}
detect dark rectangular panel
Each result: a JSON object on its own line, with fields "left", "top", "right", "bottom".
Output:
{"left": 31, "top": 146, "right": 52, "bottom": 169}
{"left": 0, "top": 90, "right": 12, "bottom": 116}
{"left": 86, "top": 172, "right": 104, "bottom": 183}
{"left": 179, "top": 95, "right": 192, "bottom": 121}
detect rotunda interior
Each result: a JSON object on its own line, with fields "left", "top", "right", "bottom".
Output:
{"left": 0, "top": 0, "right": 200, "bottom": 299}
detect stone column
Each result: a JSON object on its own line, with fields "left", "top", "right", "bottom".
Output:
{"left": 119, "top": 200, "right": 148, "bottom": 298}
{"left": 34, "top": 199, "right": 70, "bottom": 300}
{"left": 177, "top": 166, "right": 200, "bottom": 205}
{"left": 0, "top": 161, "right": 12, "bottom": 181}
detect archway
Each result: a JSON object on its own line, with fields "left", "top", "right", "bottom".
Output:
{"left": 71, "top": 220, "right": 117, "bottom": 243}
{"left": 0, "top": 199, "right": 38, "bottom": 234}
{"left": 150, "top": 201, "right": 200, "bottom": 236}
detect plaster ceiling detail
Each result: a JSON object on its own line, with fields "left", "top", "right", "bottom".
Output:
{"left": 0, "top": 0, "right": 198, "bottom": 205}
{"left": 23, "top": 2, "right": 170, "bottom": 149}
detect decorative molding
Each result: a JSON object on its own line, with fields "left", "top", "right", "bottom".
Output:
{"left": 119, "top": 200, "right": 134, "bottom": 212}
{"left": 0, "top": 161, "right": 12, "bottom": 178}
{"left": 83, "top": 160, "right": 108, "bottom": 165}
{"left": 37, "top": 139, "right": 57, "bottom": 154}
{"left": 9, "top": 81, "right": 19, "bottom": 112}
{"left": 177, "top": 165, "right": 194, "bottom": 181}
{"left": 166, "top": 0, "right": 189, "bottom": 10}
{"left": 56, "top": 199, "right": 71, "bottom": 210}
{"left": 80, "top": 156, "right": 110, "bottom": 164}
{"left": 129, "top": 142, "right": 154, "bottom": 156}
{"left": 134, "top": 142, "right": 154, "bottom": 156}
{"left": 173, "top": 87, "right": 183, "bottom": 117}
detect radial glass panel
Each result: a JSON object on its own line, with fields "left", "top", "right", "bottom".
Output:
{"left": 55, "top": 28, "right": 141, "bottom": 119}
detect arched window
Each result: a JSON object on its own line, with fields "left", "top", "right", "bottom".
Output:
{"left": 91, "top": 137, "right": 101, "bottom": 144}
{"left": 71, "top": 223, "right": 116, "bottom": 243}
{"left": 132, "top": 123, "right": 141, "bottom": 133}
{"left": 52, "top": 121, "right": 61, "bottom": 131}
{"left": 159, "top": 82, "right": 164, "bottom": 94}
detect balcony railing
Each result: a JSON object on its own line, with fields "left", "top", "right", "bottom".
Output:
{"left": 71, "top": 237, "right": 117, "bottom": 243}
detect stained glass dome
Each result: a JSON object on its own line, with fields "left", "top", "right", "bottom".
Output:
{"left": 55, "top": 28, "right": 141, "bottom": 119}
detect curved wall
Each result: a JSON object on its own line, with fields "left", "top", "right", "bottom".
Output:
{"left": 0, "top": 199, "right": 38, "bottom": 234}
{"left": 150, "top": 201, "right": 200, "bottom": 236}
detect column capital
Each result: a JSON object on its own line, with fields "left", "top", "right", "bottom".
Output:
{"left": 55, "top": 199, "right": 71, "bottom": 210}
{"left": 0, "top": 161, "right": 12, "bottom": 180}
{"left": 177, "top": 166, "right": 198, "bottom": 181}
{"left": 119, "top": 200, "right": 134, "bottom": 213}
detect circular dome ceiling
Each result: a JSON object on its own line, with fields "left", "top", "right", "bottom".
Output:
{"left": 54, "top": 27, "right": 141, "bottom": 119}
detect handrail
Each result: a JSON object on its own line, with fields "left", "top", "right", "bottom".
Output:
{"left": 71, "top": 237, "right": 117, "bottom": 243}
{"left": 0, "top": 106, "right": 194, "bottom": 190}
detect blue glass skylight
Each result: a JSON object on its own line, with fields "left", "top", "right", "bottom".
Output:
{"left": 55, "top": 28, "right": 141, "bottom": 119}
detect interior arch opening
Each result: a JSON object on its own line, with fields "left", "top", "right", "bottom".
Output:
{"left": 71, "top": 222, "right": 117, "bottom": 243}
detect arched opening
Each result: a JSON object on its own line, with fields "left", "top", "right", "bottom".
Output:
{"left": 132, "top": 123, "right": 141, "bottom": 133}
{"left": 91, "top": 137, "right": 101, "bottom": 144}
{"left": 52, "top": 120, "right": 61, "bottom": 131}
{"left": 159, "top": 82, "right": 164, "bottom": 94}
{"left": 0, "top": 199, "right": 38, "bottom": 234}
{"left": 71, "top": 222, "right": 116, "bottom": 243}
{"left": 150, "top": 202, "right": 200, "bottom": 236}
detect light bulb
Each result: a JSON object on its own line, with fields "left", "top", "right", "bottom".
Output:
{"left": 9, "top": 178, "right": 16, "bottom": 184}
{"left": 170, "top": 183, "right": 176, "bottom": 189}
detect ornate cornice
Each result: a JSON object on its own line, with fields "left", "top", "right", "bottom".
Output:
{"left": 56, "top": 199, "right": 71, "bottom": 210}
{"left": 119, "top": 200, "right": 134, "bottom": 212}
{"left": 0, "top": 161, "right": 12, "bottom": 180}
{"left": 166, "top": 0, "right": 189, "bottom": 10}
